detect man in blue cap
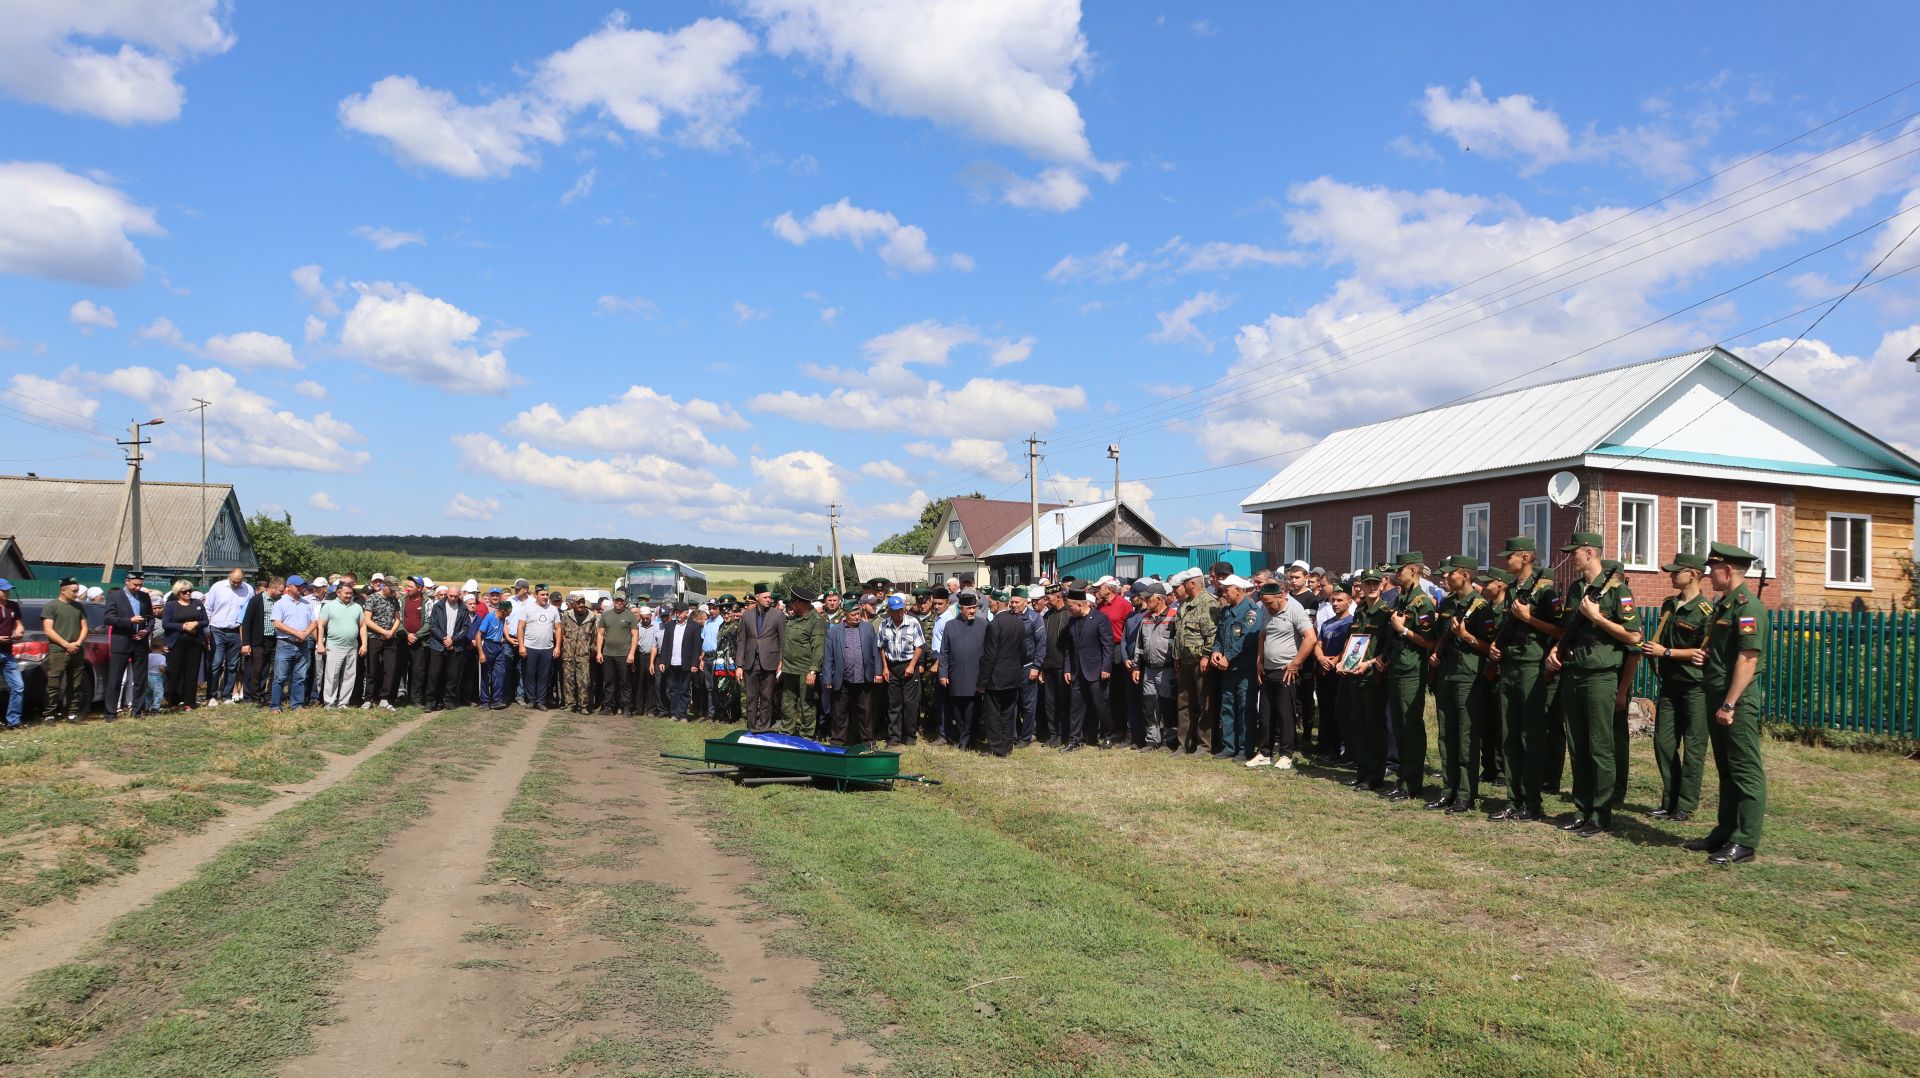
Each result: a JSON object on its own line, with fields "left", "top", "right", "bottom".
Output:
{"left": 876, "top": 592, "right": 925, "bottom": 747}
{"left": 269, "top": 575, "right": 318, "bottom": 711}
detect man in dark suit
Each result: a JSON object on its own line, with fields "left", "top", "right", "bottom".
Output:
{"left": 736, "top": 582, "right": 786, "bottom": 731}
{"left": 659, "top": 602, "right": 705, "bottom": 719}
{"left": 821, "top": 605, "right": 882, "bottom": 744}
{"left": 1061, "top": 588, "right": 1114, "bottom": 750}
{"left": 937, "top": 591, "right": 989, "bottom": 749}
{"left": 239, "top": 577, "right": 282, "bottom": 704}
{"left": 979, "top": 591, "right": 1035, "bottom": 757}
{"left": 104, "top": 570, "right": 155, "bottom": 722}
{"left": 422, "top": 587, "right": 470, "bottom": 711}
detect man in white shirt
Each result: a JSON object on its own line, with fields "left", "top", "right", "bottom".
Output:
{"left": 519, "top": 589, "right": 560, "bottom": 710}
{"left": 201, "top": 567, "right": 253, "bottom": 708}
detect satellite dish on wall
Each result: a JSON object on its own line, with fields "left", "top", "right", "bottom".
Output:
{"left": 1546, "top": 471, "right": 1581, "bottom": 508}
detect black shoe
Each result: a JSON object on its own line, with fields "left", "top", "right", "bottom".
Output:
{"left": 1063, "top": 742, "right": 1082, "bottom": 752}
{"left": 1683, "top": 837, "right": 1725, "bottom": 853}
{"left": 1487, "top": 775, "right": 1507, "bottom": 787}
{"left": 1099, "top": 739, "right": 1114, "bottom": 750}
{"left": 1559, "top": 816, "right": 1591, "bottom": 832}
{"left": 1423, "top": 797, "right": 1454, "bottom": 810}
{"left": 1512, "top": 807, "right": 1538, "bottom": 822}
{"left": 1382, "top": 788, "right": 1410, "bottom": 803}
{"left": 1650, "top": 808, "right": 1671, "bottom": 819}
{"left": 1342, "top": 778, "right": 1364, "bottom": 788}
{"left": 1447, "top": 799, "right": 1475, "bottom": 815}
{"left": 1575, "top": 820, "right": 1608, "bottom": 838}
{"left": 1210, "top": 750, "right": 1233, "bottom": 760}
{"left": 1708, "top": 843, "right": 1756, "bottom": 865}
{"left": 1668, "top": 810, "right": 1691, "bottom": 823}
{"left": 1488, "top": 806, "right": 1520, "bottom": 821}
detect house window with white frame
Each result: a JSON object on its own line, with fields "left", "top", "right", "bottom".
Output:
{"left": 1736, "top": 503, "right": 1775, "bottom": 577}
{"left": 1827, "top": 513, "right": 1871, "bottom": 587}
{"left": 1618, "top": 494, "right": 1656, "bottom": 570}
{"left": 1677, "top": 499, "right": 1716, "bottom": 558}
{"left": 1284, "top": 521, "right": 1311, "bottom": 565}
{"left": 1518, "top": 496, "right": 1551, "bottom": 555}
{"left": 1386, "top": 512, "right": 1411, "bottom": 561}
{"left": 1461, "top": 503, "right": 1491, "bottom": 568}
{"left": 1350, "top": 516, "right": 1373, "bottom": 572}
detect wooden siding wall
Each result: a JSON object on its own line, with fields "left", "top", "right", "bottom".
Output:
{"left": 1792, "top": 489, "right": 1917, "bottom": 611}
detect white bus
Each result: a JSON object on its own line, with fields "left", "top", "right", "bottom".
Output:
{"left": 615, "top": 559, "right": 708, "bottom": 607}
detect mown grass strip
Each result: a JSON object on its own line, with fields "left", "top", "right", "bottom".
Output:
{"left": 480, "top": 719, "right": 731, "bottom": 1075}
{"left": 0, "top": 706, "right": 519, "bottom": 1076}
{"left": 0, "top": 705, "right": 413, "bottom": 928}
{"left": 651, "top": 722, "right": 1394, "bottom": 1078}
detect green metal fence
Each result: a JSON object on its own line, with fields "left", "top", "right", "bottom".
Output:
{"left": 1632, "top": 610, "right": 1919, "bottom": 738}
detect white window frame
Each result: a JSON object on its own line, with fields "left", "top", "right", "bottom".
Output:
{"left": 1518, "top": 496, "right": 1551, "bottom": 556}
{"left": 1676, "top": 498, "right": 1717, "bottom": 558}
{"left": 1735, "top": 502, "right": 1776, "bottom": 579}
{"left": 1284, "top": 521, "right": 1311, "bottom": 565}
{"left": 1617, "top": 493, "right": 1657, "bottom": 571}
{"left": 1350, "top": 515, "right": 1373, "bottom": 573}
{"left": 1460, "top": 503, "right": 1491, "bottom": 568}
{"left": 1826, "top": 512, "right": 1872, "bottom": 589}
{"left": 947, "top": 519, "right": 963, "bottom": 545}
{"left": 1385, "top": 512, "right": 1411, "bottom": 560}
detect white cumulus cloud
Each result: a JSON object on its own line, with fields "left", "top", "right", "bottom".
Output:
{"left": 68, "top": 299, "right": 116, "bottom": 332}
{"left": 1149, "top": 291, "right": 1230, "bottom": 351}
{"left": 352, "top": 224, "right": 425, "bottom": 250}
{"left": 0, "top": 0, "right": 235, "bottom": 124}
{"left": 204, "top": 330, "right": 298, "bottom": 370}
{"left": 308, "top": 491, "right": 341, "bottom": 512}
{"left": 89, "top": 363, "right": 370, "bottom": 472}
{"left": 5, "top": 371, "right": 100, "bottom": 424}
{"left": 444, "top": 493, "right": 500, "bottom": 521}
{"left": 503, "top": 385, "right": 746, "bottom": 467}
{"left": 770, "top": 198, "right": 967, "bottom": 273}
{"left": 0, "top": 162, "right": 162, "bottom": 286}
{"left": 338, "top": 281, "right": 515, "bottom": 393}
{"left": 293, "top": 379, "right": 327, "bottom": 400}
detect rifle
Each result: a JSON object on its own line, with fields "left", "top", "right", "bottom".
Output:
{"left": 1552, "top": 566, "right": 1623, "bottom": 663}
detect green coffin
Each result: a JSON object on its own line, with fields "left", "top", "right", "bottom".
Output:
{"left": 702, "top": 730, "right": 903, "bottom": 785}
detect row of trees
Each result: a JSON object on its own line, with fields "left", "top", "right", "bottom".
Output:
{"left": 309, "top": 532, "right": 808, "bottom": 567}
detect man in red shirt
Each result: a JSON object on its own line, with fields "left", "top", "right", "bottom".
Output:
{"left": 1096, "top": 577, "right": 1135, "bottom": 745}
{"left": 401, "top": 576, "right": 430, "bottom": 707}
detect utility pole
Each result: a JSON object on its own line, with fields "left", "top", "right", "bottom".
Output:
{"left": 103, "top": 418, "right": 165, "bottom": 584}
{"left": 1027, "top": 433, "right": 1043, "bottom": 583}
{"left": 191, "top": 398, "right": 210, "bottom": 584}
{"left": 827, "top": 503, "right": 845, "bottom": 595}
{"left": 1107, "top": 443, "right": 1121, "bottom": 579}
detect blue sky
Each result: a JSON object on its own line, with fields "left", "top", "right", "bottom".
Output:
{"left": 4, "top": 1, "right": 1919, "bottom": 553}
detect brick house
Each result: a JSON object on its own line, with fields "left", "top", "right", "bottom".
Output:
{"left": 1240, "top": 347, "right": 1920, "bottom": 610}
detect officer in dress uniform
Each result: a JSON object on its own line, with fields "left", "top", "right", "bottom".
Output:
{"left": 1683, "top": 542, "right": 1769, "bottom": 865}
{"left": 1383, "top": 552, "right": 1440, "bottom": 803}
{"left": 1642, "top": 552, "right": 1713, "bottom": 823}
{"left": 1546, "top": 532, "right": 1642, "bottom": 837}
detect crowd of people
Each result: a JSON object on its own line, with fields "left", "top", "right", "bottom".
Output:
{"left": 5, "top": 531, "right": 1768, "bottom": 865}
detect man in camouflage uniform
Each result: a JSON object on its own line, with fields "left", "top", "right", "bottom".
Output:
{"left": 1546, "top": 532, "right": 1642, "bottom": 837}
{"left": 711, "top": 599, "right": 742, "bottom": 726}
{"left": 778, "top": 588, "right": 826, "bottom": 737}
{"left": 1170, "top": 567, "right": 1218, "bottom": 756}
{"left": 559, "top": 594, "right": 598, "bottom": 713}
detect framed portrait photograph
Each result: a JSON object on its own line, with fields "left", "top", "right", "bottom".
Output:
{"left": 1339, "top": 633, "right": 1372, "bottom": 672}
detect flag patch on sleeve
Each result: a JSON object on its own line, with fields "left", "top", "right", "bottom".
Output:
{"left": 1738, "top": 615, "right": 1757, "bottom": 634}
{"left": 1619, "top": 594, "right": 1634, "bottom": 610}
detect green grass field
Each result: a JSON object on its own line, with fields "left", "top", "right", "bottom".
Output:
{"left": 655, "top": 720, "right": 1920, "bottom": 1076}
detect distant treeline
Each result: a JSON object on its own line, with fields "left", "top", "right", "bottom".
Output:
{"left": 310, "top": 533, "right": 810, "bottom": 567}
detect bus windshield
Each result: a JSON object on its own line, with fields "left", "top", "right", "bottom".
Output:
{"left": 626, "top": 565, "right": 677, "bottom": 600}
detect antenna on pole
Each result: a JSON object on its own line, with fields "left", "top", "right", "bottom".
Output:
{"left": 827, "top": 503, "right": 845, "bottom": 595}
{"left": 191, "top": 398, "right": 210, "bottom": 584}
{"left": 1027, "top": 434, "right": 1044, "bottom": 583}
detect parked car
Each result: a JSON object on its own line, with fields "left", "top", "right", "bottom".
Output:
{"left": 0, "top": 598, "right": 110, "bottom": 721}
{"left": 568, "top": 588, "right": 612, "bottom": 608}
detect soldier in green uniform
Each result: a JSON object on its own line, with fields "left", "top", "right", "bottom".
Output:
{"left": 1209, "top": 575, "right": 1260, "bottom": 760}
{"left": 1683, "top": 542, "right": 1769, "bottom": 865}
{"left": 1598, "top": 559, "right": 1642, "bottom": 812}
{"left": 1429, "top": 555, "right": 1493, "bottom": 813}
{"left": 778, "top": 588, "right": 826, "bottom": 737}
{"left": 1546, "top": 532, "right": 1642, "bottom": 836}
{"left": 1488, "top": 537, "right": 1561, "bottom": 822}
{"left": 1641, "top": 552, "right": 1713, "bottom": 822}
{"left": 1341, "top": 569, "right": 1391, "bottom": 791}
{"left": 1171, "top": 568, "right": 1218, "bottom": 756}
{"left": 1383, "top": 552, "right": 1440, "bottom": 803}
{"left": 712, "top": 600, "right": 742, "bottom": 726}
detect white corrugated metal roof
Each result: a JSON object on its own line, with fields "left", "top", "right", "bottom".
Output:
{"left": 850, "top": 552, "right": 928, "bottom": 583}
{"left": 986, "top": 500, "right": 1121, "bottom": 558}
{"left": 1240, "top": 348, "right": 1714, "bottom": 511}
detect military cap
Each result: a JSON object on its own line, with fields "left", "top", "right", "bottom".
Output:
{"left": 912, "top": 588, "right": 930, "bottom": 599}
{"left": 1258, "top": 582, "right": 1285, "bottom": 596}
{"left": 1502, "top": 536, "right": 1536, "bottom": 553}
{"left": 865, "top": 577, "right": 889, "bottom": 589}
{"left": 752, "top": 581, "right": 771, "bottom": 595}
{"left": 59, "top": 575, "right": 80, "bottom": 587}
{"left": 1706, "top": 541, "right": 1757, "bottom": 567}
{"left": 770, "top": 591, "right": 786, "bottom": 603}
{"left": 1660, "top": 552, "right": 1708, "bottom": 573}
{"left": 1358, "top": 568, "right": 1384, "bottom": 583}
{"left": 788, "top": 586, "right": 817, "bottom": 604}
{"left": 1393, "top": 550, "right": 1425, "bottom": 567}
{"left": 1476, "top": 567, "right": 1516, "bottom": 585}
{"left": 1443, "top": 554, "right": 1479, "bottom": 571}
{"left": 1559, "top": 531, "right": 1603, "bottom": 552}
{"left": 1330, "top": 579, "right": 1351, "bottom": 595}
